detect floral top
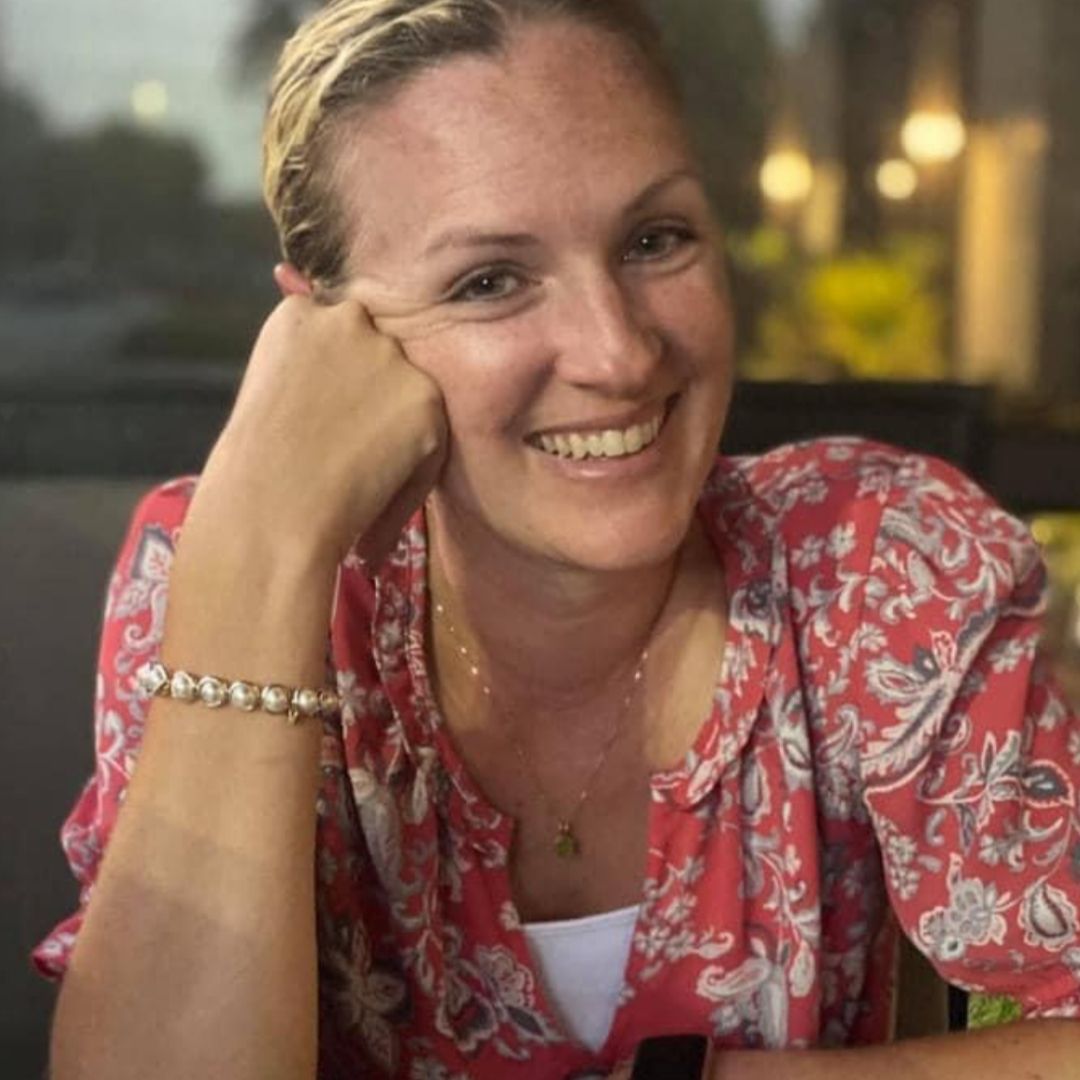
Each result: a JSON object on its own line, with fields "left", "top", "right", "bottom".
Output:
{"left": 35, "top": 438, "right": 1080, "bottom": 1079}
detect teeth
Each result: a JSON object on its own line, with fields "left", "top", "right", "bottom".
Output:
{"left": 601, "top": 430, "right": 625, "bottom": 456}
{"left": 534, "top": 412, "right": 665, "bottom": 461}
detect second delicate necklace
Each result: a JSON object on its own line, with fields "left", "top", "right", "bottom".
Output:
{"left": 431, "top": 599, "right": 650, "bottom": 859}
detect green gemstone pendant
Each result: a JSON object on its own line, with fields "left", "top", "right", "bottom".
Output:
{"left": 554, "top": 820, "right": 580, "bottom": 858}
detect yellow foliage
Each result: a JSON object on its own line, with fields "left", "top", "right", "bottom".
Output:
{"left": 734, "top": 230, "right": 949, "bottom": 382}
{"left": 803, "top": 255, "right": 946, "bottom": 380}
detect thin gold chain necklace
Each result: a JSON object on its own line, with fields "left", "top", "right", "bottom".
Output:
{"left": 431, "top": 599, "right": 650, "bottom": 859}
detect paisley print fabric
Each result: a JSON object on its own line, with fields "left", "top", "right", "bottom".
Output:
{"left": 35, "top": 438, "right": 1080, "bottom": 1077}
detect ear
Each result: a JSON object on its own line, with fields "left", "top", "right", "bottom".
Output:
{"left": 273, "top": 262, "right": 314, "bottom": 298}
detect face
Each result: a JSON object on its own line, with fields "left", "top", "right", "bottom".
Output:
{"left": 334, "top": 19, "right": 735, "bottom": 574}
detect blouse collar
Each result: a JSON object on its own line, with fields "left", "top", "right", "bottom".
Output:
{"left": 361, "top": 454, "right": 782, "bottom": 818}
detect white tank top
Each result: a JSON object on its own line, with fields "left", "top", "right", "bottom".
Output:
{"left": 522, "top": 904, "right": 640, "bottom": 1053}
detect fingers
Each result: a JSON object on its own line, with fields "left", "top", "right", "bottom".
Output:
{"left": 275, "top": 265, "right": 456, "bottom": 343}
{"left": 370, "top": 306, "right": 458, "bottom": 342}
{"left": 354, "top": 438, "right": 447, "bottom": 565}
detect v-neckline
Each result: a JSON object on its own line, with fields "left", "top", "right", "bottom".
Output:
{"left": 367, "top": 457, "right": 780, "bottom": 1061}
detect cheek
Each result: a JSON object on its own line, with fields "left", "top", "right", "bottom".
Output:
{"left": 403, "top": 322, "right": 549, "bottom": 442}
{"left": 653, "top": 272, "right": 734, "bottom": 372}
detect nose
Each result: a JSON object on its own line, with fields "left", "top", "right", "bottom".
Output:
{"left": 552, "top": 273, "right": 662, "bottom": 396}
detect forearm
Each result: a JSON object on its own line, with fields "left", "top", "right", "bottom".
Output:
{"left": 50, "top": 503, "right": 337, "bottom": 1080}
{"left": 710, "top": 1020, "right": 1080, "bottom": 1080}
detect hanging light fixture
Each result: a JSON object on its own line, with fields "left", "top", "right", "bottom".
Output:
{"left": 876, "top": 157, "right": 919, "bottom": 200}
{"left": 902, "top": 3, "right": 967, "bottom": 165}
{"left": 901, "top": 110, "right": 966, "bottom": 164}
{"left": 760, "top": 148, "right": 815, "bottom": 204}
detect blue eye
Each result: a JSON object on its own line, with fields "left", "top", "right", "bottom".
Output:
{"left": 625, "top": 225, "right": 696, "bottom": 262}
{"left": 449, "top": 268, "right": 524, "bottom": 303}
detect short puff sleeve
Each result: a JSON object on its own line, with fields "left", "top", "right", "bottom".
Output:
{"left": 32, "top": 479, "right": 194, "bottom": 979}
{"left": 856, "top": 452, "right": 1080, "bottom": 1017}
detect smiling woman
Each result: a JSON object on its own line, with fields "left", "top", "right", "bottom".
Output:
{"left": 36, "top": 2, "right": 1080, "bottom": 1079}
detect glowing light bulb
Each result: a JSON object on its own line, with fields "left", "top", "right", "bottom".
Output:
{"left": 131, "top": 80, "right": 169, "bottom": 124}
{"left": 901, "top": 110, "right": 966, "bottom": 164}
{"left": 760, "top": 150, "right": 814, "bottom": 204}
{"left": 876, "top": 158, "right": 918, "bottom": 201}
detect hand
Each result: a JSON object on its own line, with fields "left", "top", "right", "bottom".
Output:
{"left": 193, "top": 265, "right": 448, "bottom": 571}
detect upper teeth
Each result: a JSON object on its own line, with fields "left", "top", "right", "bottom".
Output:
{"left": 537, "top": 414, "right": 663, "bottom": 460}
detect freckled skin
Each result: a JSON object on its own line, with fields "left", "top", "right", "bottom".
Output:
{"left": 330, "top": 19, "right": 736, "bottom": 576}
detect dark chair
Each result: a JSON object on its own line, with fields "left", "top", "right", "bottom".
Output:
{"left": 721, "top": 379, "right": 993, "bottom": 482}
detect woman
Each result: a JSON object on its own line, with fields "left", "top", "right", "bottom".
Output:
{"left": 39, "top": 1, "right": 1080, "bottom": 1077}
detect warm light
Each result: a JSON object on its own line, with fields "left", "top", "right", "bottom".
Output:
{"left": 876, "top": 158, "right": 918, "bottom": 201}
{"left": 901, "top": 110, "right": 967, "bottom": 164}
{"left": 760, "top": 150, "right": 814, "bottom": 204}
{"left": 1030, "top": 520, "right": 1054, "bottom": 546}
{"left": 131, "top": 80, "right": 169, "bottom": 123}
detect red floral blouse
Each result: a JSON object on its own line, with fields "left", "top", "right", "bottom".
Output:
{"left": 35, "top": 438, "right": 1080, "bottom": 1078}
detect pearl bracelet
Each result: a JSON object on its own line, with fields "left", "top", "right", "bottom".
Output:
{"left": 135, "top": 661, "right": 340, "bottom": 725}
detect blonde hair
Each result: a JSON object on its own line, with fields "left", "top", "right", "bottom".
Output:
{"left": 262, "top": 0, "right": 679, "bottom": 286}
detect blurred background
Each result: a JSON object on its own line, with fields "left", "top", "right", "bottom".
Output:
{"left": 1, "top": 0, "right": 1078, "bottom": 1074}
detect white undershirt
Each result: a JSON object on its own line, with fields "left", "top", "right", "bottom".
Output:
{"left": 522, "top": 903, "right": 640, "bottom": 1053}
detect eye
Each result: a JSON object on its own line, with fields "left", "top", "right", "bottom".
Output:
{"left": 447, "top": 267, "right": 526, "bottom": 303}
{"left": 624, "top": 224, "right": 697, "bottom": 263}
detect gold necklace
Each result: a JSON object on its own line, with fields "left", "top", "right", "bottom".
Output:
{"left": 431, "top": 599, "right": 649, "bottom": 859}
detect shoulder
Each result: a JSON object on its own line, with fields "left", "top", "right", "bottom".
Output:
{"left": 703, "top": 435, "right": 977, "bottom": 561}
{"left": 711, "top": 434, "right": 978, "bottom": 511}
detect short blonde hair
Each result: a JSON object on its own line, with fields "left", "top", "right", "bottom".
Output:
{"left": 262, "top": 0, "right": 679, "bottom": 286}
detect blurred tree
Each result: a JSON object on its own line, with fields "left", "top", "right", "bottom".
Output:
{"left": 30, "top": 123, "right": 210, "bottom": 275}
{"left": 234, "top": 0, "right": 315, "bottom": 85}
{"left": 0, "top": 85, "right": 50, "bottom": 266}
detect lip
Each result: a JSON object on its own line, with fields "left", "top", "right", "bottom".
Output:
{"left": 526, "top": 395, "right": 676, "bottom": 444}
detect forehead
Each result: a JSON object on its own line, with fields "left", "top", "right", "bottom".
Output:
{"left": 331, "top": 19, "right": 691, "bottom": 267}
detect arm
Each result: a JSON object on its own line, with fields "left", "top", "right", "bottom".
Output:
{"left": 611, "top": 1019, "right": 1080, "bottom": 1080}
{"left": 49, "top": 512, "right": 335, "bottom": 1080}
{"left": 710, "top": 1019, "right": 1080, "bottom": 1079}
{"left": 49, "top": 291, "right": 446, "bottom": 1080}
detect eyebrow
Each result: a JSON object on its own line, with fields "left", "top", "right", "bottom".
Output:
{"left": 420, "top": 167, "right": 701, "bottom": 258}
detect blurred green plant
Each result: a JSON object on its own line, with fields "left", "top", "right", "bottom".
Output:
{"left": 1032, "top": 515, "right": 1080, "bottom": 588}
{"left": 729, "top": 228, "right": 949, "bottom": 382}
{"left": 968, "top": 993, "right": 1022, "bottom": 1029}
{"left": 1029, "top": 513, "right": 1080, "bottom": 709}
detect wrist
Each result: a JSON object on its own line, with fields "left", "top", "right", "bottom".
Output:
{"left": 185, "top": 453, "right": 346, "bottom": 575}
{"left": 163, "top": 501, "right": 341, "bottom": 688}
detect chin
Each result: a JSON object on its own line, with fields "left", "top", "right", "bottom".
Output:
{"left": 536, "top": 498, "right": 699, "bottom": 574}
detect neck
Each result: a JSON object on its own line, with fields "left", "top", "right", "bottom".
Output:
{"left": 426, "top": 494, "right": 681, "bottom": 708}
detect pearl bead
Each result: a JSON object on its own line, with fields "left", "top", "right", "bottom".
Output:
{"left": 261, "top": 685, "right": 290, "bottom": 714}
{"left": 170, "top": 670, "right": 198, "bottom": 701}
{"left": 229, "top": 681, "right": 260, "bottom": 711}
{"left": 197, "top": 676, "right": 228, "bottom": 708}
{"left": 292, "top": 687, "right": 321, "bottom": 717}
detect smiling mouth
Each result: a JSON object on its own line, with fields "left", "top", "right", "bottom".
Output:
{"left": 527, "top": 398, "right": 674, "bottom": 461}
